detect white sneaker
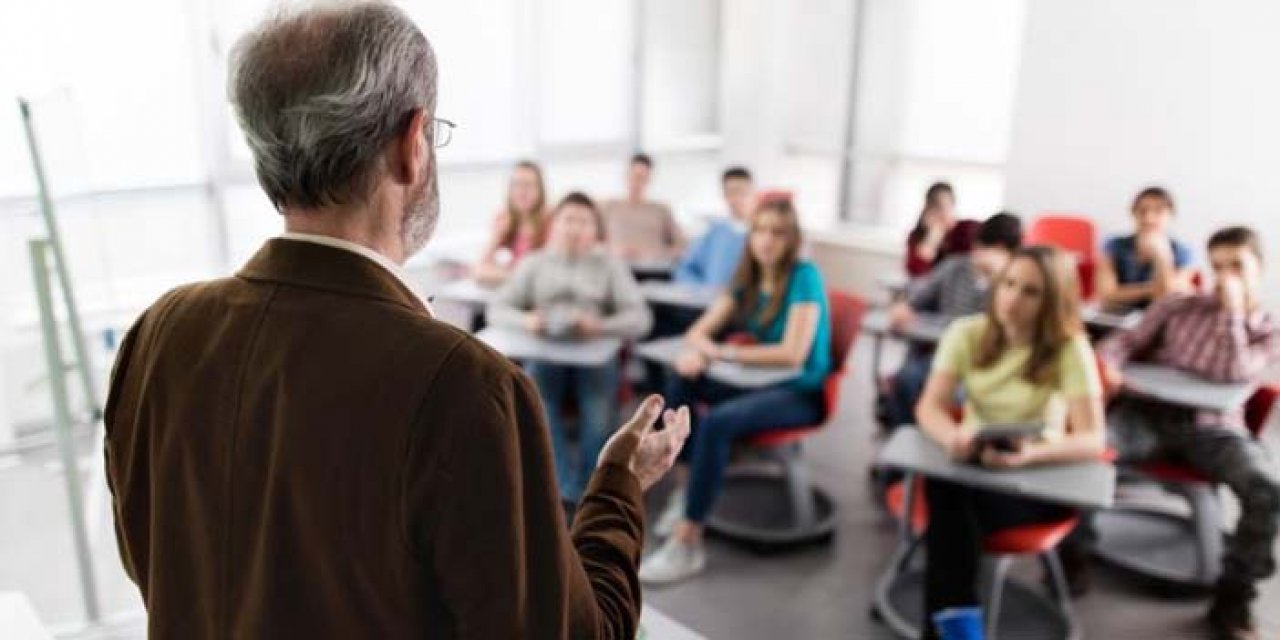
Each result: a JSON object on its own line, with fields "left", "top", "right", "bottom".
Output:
{"left": 653, "top": 488, "right": 686, "bottom": 539}
{"left": 639, "top": 537, "right": 706, "bottom": 586}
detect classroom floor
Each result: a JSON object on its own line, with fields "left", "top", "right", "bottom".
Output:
{"left": 1, "top": 334, "right": 1279, "bottom": 639}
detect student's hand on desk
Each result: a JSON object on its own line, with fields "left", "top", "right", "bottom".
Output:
{"left": 980, "top": 445, "right": 1032, "bottom": 469}
{"left": 888, "top": 302, "right": 915, "bottom": 331}
{"left": 674, "top": 350, "right": 709, "bottom": 378}
{"left": 598, "top": 395, "right": 692, "bottom": 491}
{"left": 524, "top": 312, "right": 546, "bottom": 334}
{"left": 687, "top": 334, "right": 720, "bottom": 359}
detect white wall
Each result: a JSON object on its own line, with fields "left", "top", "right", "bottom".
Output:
{"left": 1006, "top": 0, "right": 1280, "bottom": 299}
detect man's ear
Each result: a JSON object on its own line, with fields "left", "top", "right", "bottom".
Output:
{"left": 391, "top": 108, "right": 429, "bottom": 186}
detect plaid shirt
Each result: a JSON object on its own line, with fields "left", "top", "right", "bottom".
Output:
{"left": 1098, "top": 293, "right": 1280, "bottom": 428}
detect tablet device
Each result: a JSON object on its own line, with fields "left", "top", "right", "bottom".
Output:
{"left": 971, "top": 422, "right": 1045, "bottom": 456}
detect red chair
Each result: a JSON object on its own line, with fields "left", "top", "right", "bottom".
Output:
{"left": 1093, "top": 384, "right": 1280, "bottom": 588}
{"left": 1027, "top": 214, "right": 1099, "bottom": 300}
{"left": 703, "top": 289, "right": 869, "bottom": 547}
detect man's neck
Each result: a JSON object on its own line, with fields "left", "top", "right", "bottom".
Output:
{"left": 627, "top": 192, "right": 646, "bottom": 205}
{"left": 283, "top": 205, "right": 405, "bottom": 265}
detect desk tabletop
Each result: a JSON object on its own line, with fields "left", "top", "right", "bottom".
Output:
{"left": 876, "top": 427, "right": 1115, "bottom": 510}
{"left": 434, "top": 278, "right": 496, "bottom": 308}
{"left": 863, "top": 308, "right": 951, "bottom": 345}
{"left": 1082, "top": 305, "right": 1143, "bottom": 332}
{"left": 636, "top": 336, "right": 800, "bottom": 389}
{"left": 1121, "top": 363, "right": 1259, "bottom": 412}
{"left": 640, "top": 281, "right": 721, "bottom": 310}
{"left": 476, "top": 327, "right": 622, "bottom": 367}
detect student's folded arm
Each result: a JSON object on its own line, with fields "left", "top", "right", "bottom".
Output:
{"left": 1096, "top": 295, "right": 1174, "bottom": 368}
{"left": 664, "top": 208, "right": 688, "bottom": 258}
{"left": 408, "top": 356, "right": 644, "bottom": 639}
{"left": 734, "top": 303, "right": 819, "bottom": 368}
{"left": 1202, "top": 313, "right": 1280, "bottom": 383}
{"left": 485, "top": 257, "right": 537, "bottom": 328}
{"left": 600, "top": 259, "right": 653, "bottom": 338}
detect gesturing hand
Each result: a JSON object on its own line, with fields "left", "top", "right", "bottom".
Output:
{"left": 597, "top": 395, "right": 692, "bottom": 491}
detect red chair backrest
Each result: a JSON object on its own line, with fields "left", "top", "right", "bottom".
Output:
{"left": 1026, "top": 214, "right": 1097, "bottom": 261}
{"left": 1244, "top": 383, "right": 1280, "bottom": 438}
{"left": 822, "top": 289, "right": 870, "bottom": 417}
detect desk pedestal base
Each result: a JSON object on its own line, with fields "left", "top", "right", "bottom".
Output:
{"left": 705, "top": 471, "right": 837, "bottom": 549}
{"left": 1093, "top": 507, "right": 1220, "bottom": 590}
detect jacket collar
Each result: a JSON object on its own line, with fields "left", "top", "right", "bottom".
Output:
{"left": 237, "top": 238, "right": 430, "bottom": 315}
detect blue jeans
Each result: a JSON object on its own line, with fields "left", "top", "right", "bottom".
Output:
{"left": 665, "top": 374, "right": 824, "bottom": 523}
{"left": 889, "top": 349, "right": 933, "bottom": 429}
{"left": 525, "top": 360, "right": 621, "bottom": 502}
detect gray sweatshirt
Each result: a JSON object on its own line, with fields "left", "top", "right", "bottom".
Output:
{"left": 487, "top": 248, "right": 653, "bottom": 339}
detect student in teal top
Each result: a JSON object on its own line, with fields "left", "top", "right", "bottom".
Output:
{"left": 639, "top": 196, "right": 832, "bottom": 585}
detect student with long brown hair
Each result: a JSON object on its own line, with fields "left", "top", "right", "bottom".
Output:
{"left": 639, "top": 196, "right": 832, "bottom": 585}
{"left": 473, "top": 160, "right": 549, "bottom": 285}
{"left": 914, "top": 246, "right": 1106, "bottom": 639}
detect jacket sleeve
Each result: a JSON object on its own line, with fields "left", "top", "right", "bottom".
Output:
{"left": 405, "top": 344, "right": 645, "bottom": 639}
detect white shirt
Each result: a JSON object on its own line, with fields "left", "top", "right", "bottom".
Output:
{"left": 278, "top": 232, "right": 434, "bottom": 317}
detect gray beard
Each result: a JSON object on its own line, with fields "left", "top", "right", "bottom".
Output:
{"left": 401, "top": 170, "right": 439, "bottom": 257}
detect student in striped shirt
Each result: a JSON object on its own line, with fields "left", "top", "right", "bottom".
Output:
{"left": 1097, "top": 226, "right": 1280, "bottom": 640}
{"left": 883, "top": 213, "right": 1024, "bottom": 429}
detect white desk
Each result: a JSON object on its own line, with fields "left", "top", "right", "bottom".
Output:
{"left": 640, "top": 605, "right": 706, "bottom": 640}
{"left": 636, "top": 336, "right": 800, "bottom": 389}
{"left": 434, "top": 278, "right": 496, "bottom": 310}
{"left": 1082, "top": 305, "right": 1143, "bottom": 332}
{"left": 863, "top": 308, "right": 952, "bottom": 381}
{"left": 476, "top": 327, "right": 622, "bottom": 367}
{"left": 877, "top": 427, "right": 1115, "bottom": 510}
{"left": 1121, "top": 363, "right": 1259, "bottom": 413}
{"left": 640, "top": 281, "right": 720, "bottom": 310}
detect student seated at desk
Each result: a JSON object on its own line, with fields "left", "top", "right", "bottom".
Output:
{"left": 915, "top": 246, "right": 1106, "bottom": 640}
{"left": 638, "top": 197, "right": 831, "bottom": 585}
{"left": 487, "top": 192, "right": 653, "bottom": 502}
{"left": 884, "top": 212, "right": 1023, "bottom": 429}
{"left": 1095, "top": 227, "right": 1280, "bottom": 640}
{"left": 673, "top": 166, "right": 755, "bottom": 288}
{"left": 905, "top": 182, "right": 978, "bottom": 277}
{"left": 473, "top": 160, "right": 549, "bottom": 286}
{"left": 1095, "top": 186, "right": 1196, "bottom": 309}
{"left": 601, "top": 153, "right": 686, "bottom": 263}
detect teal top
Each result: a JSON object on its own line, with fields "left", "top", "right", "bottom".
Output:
{"left": 739, "top": 260, "right": 832, "bottom": 391}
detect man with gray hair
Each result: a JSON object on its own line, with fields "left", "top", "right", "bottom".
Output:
{"left": 103, "top": 2, "right": 689, "bottom": 638}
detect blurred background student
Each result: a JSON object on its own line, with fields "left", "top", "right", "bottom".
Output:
{"left": 601, "top": 153, "right": 686, "bottom": 264}
{"left": 1095, "top": 186, "right": 1196, "bottom": 309}
{"left": 487, "top": 192, "right": 653, "bottom": 502}
{"left": 473, "top": 160, "right": 550, "bottom": 286}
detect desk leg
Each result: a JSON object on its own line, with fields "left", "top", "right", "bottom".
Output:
{"left": 872, "top": 335, "right": 884, "bottom": 388}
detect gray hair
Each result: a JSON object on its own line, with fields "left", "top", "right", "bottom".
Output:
{"left": 228, "top": 1, "right": 437, "bottom": 211}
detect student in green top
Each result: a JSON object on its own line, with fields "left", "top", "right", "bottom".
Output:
{"left": 638, "top": 196, "right": 832, "bottom": 585}
{"left": 914, "top": 245, "right": 1106, "bottom": 639}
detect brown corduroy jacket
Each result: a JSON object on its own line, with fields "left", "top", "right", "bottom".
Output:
{"left": 104, "top": 238, "right": 645, "bottom": 639}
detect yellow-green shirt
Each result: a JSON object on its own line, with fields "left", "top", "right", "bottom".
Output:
{"left": 932, "top": 315, "right": 1101, "bottom": 439}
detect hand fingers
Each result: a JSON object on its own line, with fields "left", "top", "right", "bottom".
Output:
{"left": 621, "top": 395, "right": 665, "bottom": 436}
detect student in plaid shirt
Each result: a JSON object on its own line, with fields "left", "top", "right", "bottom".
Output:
{"left": 1097, "top": 226, "right": 1280, "bottom": 640}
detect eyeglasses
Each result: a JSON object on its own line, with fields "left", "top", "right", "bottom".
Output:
{"left": 431, "top": 117, "right": 455, "bottom": 149}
